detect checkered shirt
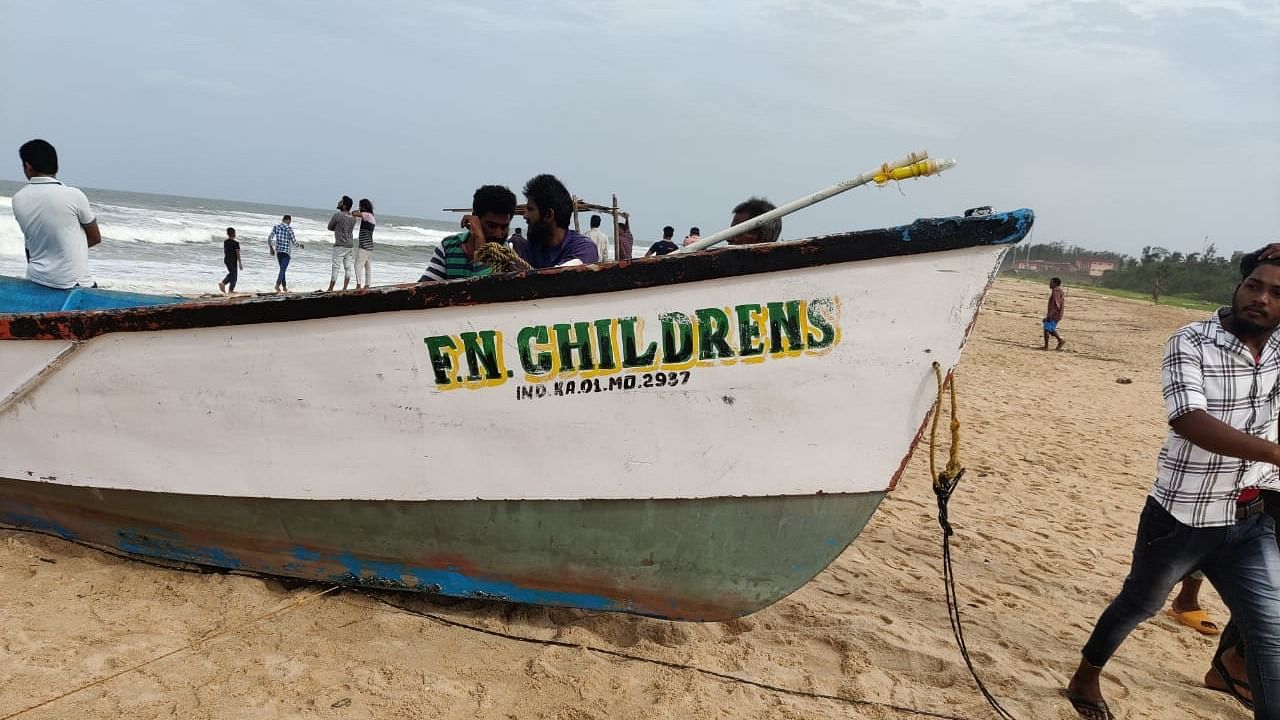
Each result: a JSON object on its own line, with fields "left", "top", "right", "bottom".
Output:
{"left": 1150, "top": 310, "right": 1280, "bottom": 527}
{"left": 269, "top": 223, "right": 296, "bottom": 254}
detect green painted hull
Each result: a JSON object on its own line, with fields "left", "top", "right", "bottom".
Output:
{"left": 0, "top": 476, "right": 884, "bottom": 620}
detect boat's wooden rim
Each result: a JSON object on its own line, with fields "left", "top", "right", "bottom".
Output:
{"left": 0, "top": 209, "right": 1032, "bottom": 341}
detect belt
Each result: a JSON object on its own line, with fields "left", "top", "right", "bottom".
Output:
{"left": 1237, "top": 496, "right": 1265, "bottom": 521}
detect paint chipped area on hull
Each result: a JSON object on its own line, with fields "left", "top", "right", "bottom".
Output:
{"left": 117, "top": 528, "right": 244, "bottom": 569}
{"left": 0, "top": 479, "right": 888, "bottom": 620}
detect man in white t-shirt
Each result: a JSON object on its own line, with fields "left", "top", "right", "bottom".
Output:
{"left": 11, "top": 139, "right": 101, "bottom": 289}
{"left": 585, "top": 214, "right": 611, "bottom": 263}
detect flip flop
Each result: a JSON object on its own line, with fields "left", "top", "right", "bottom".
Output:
{"left": 1062, "top": 689, "right": 1115, "bottom": 720}
{"left": 1166, "top": 607, "right": 1222, "bottom": 635}
{"left": 1210, "top": 653, "right": 1254, "bottom": 710}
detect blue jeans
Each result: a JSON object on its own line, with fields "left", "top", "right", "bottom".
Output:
{"left": 275, "top": 252, "right": 290, "bottom": 287}
{"left": 222, "top": 262, "right": 237, "bottom": 291}
{"left": 1082, "top": 497, "right": 1280, "bottom": 718}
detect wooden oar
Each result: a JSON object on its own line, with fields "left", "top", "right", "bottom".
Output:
{"left": 677, "top": 150, "right": 956, "bottom": 253}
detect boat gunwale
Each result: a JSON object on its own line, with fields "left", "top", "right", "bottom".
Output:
{"left": 0, "top": 209, "right": 1032, "bottom": 341}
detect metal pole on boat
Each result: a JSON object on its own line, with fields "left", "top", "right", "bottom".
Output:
{"left": 677, "top": 150, "right": 955, "bottom": 253}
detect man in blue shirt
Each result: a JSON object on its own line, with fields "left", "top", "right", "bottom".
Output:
{"left": 515, "top": 174, "right": 598, "bottom": 269}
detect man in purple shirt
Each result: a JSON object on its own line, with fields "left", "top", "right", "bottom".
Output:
{"left": 516, "top": 174, "right": 599, "bottom": 269}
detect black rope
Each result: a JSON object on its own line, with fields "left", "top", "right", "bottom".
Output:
{"left": 934, "top": 469, "right": 1020, "bottom": 720}
{"left": 3, "top": 520, "right": 1005, "bottom": 719}
{"left": 353, "top": 590, "right": 979, "bottom": 720}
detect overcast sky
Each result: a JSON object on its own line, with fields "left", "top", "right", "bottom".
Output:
{"left": 1, "top": 0, "right": 1276, "bottom": 256}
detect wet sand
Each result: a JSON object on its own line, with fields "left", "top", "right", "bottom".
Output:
{"left": 0, "top": 279, "right": 1245, "bottom": 719}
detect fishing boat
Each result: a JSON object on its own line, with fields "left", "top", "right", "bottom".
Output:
{"left": 0, "top": 205, "right": 1032, "bottom": 621}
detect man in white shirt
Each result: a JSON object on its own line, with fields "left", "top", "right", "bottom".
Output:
{"left": 585, "top": 214, "right": 611, "bottom": 263}
{"left": 11, "top": 139, "right": 101, "bottom": 289}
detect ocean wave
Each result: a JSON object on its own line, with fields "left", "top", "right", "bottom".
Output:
{"left": 0, "top": 195, "right": 454, "bottom": 249}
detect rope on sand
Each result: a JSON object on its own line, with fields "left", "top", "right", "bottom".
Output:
{"left": 0, "top": 558, "right": 338, "bottom": 720}
{"left": 348, "top": 590, "right": 976, "bottom": 720}
{"left": 930, "top": 361, "right": 1020, "bottom": 720}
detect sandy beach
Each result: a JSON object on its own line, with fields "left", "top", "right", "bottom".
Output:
{"left": 0, "top": 278, "right": 1246, "bottom": 719}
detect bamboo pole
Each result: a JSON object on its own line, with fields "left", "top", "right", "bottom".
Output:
{"left": 678, "top": 150, "right": 948, "bottom": 253}
{"left": 611, "top": 194, "right": 620, "bottom": 262}
{"left": 571, "top": 196, "right": 581, "bottom": 233}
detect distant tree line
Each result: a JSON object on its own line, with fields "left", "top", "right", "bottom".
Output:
{"left": 1002, "top": 241, "right": 1255, "bottom": 305}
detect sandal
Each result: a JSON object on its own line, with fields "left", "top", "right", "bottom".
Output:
{"left": 1210, "top": 652, "right": 1254, "bottom": 710}
{"left": 1167, "top": 607, "right": 1222, "bottom": 635}
{"left": 1063, "top": 688, "right": 1115, "bottom": 720}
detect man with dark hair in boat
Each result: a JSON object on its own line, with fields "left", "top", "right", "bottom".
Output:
{"left": 1065, "top": 250, "right": 1280, "bottom": 720}
{"left": 517, "top": 174, "right": 598, "bottom": 269}
{"left": 682, "top": 227, "right": 701, "bottom": 247}
{"left": 645, "top": 226, "right": 679, "bottom": 257}
{"left": 728, "top": 197, "right": 782, "bottom": 245}
{"left": 586, "top": 214, "right": 611, "bottom": 263}
{"left": 617, "top": 214, "right": 634, "bottom": 260}
{"left": 268, "top": 215, "right": 302, "bottom": 293}
{"left": 1043, "top": 277, "right": 1066, "bottom": 350}
{"left": 420, "top": 185, "right": 518, "bottom": 281}
{"left": 12, "top": 139, "right": 102, "bottom": 290}
{"left": 327, "top": 196, "right": 357, "bottom": 291}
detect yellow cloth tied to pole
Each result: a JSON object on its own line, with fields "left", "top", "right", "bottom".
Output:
{"left": 874, "top": 158, "right": 957, "bottom": 186}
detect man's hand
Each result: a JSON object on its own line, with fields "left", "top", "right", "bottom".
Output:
{"left": 1170, "top": 409, "right": 1280, "bottom": 466}
{"left": 82, "top": 221, "right": 101, "bottom": 248}
{"left": 1259, "top": 243, "right": 1280, "bottom": 261}
{"left": 461, "top": 215, "right": 485, "bottom": 259}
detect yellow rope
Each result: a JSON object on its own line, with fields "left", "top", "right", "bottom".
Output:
{"left": 475, "top": 243, "right": 532, "bottom": 273}
{"left": 929, "top": 361, "right": 963, "bottom": 490}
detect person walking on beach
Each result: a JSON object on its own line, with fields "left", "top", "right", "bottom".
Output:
{"left": 585, "top": 214, "right": 611, "bottom": 263}
{"left": 268, "top": 215, "right": 302, "bottom": 293}
{"left": 728, "top": 197, "right": 782, "bottom": 245}
{"left": 327, "top": 196, "right": 356, "bottom": 291}
{"left": 517, "top": 175, "right": 598, "bottom": 269}
{"left": 645, "top": 226, "right": 679, "bottom": 257}
{"left": 352, "top": 198, "right": 375, "bottom": 288}
{"left": 682, "top": 227, "right": 701, "bottom": 247}
{"left": 11, "top": 139, "right": 102, "bottom": 290}
{"left": 1044, "top": 277, "right": 1066, "bottom": 350}
{"left": 219, "top": 228, "right": 241, "bottom": 294}
{"left": 420, "top": 185, "right": 517, "bottom": 281}
{"left": 1065, "top": 250, "right": 1280, "bottom": 720}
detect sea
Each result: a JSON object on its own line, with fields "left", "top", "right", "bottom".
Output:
{"left": 0, "top": 179, "right": 465, "bottom": 295}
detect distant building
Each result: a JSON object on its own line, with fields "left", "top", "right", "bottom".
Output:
{"left": 1014, "top": 259, "right": 1074, "bottom": 273}
{"left": 1075, "top": 257, "right": 1117, "bottom": 277}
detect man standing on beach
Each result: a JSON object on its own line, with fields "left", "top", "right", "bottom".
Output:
{"left": 585, "top": 214, "right": 611, "bottom": 263}
{"left": 1065, "top": 250, "right": 1280, "bottom": 720}
{"left": 420, "top": 185, "right": 517, "bottom": 281}
{"left": 327, "top": 196, "right": 356, "bottom": 291}
{"left": 268, "top": 215, "right": 301, "bottom": 293}
{"left": 517, "top": 175, "right": 599, "bottom": 269}
{"left": 683, "top": 227, "right": 701, "bottom": 247}
{"left": 1044, "top": 277, "right": 1066, "bottom": 350}
{"left": 11, "top": 139, "right": 102, "bottom": 289}
{"left": 219, "top": 228, "right": 241, "bottom": 294}
{"left": 617, "top": 215, "right": 634, "bottom": 260}
{"left": 645, "top": 226, "right": 679, "bottom": 257}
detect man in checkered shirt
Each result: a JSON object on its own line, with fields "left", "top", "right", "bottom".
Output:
{"left": 267, "top": 215, "right": 302, "bottom": 293}
{"left": 1067, "top": 251, "right": 1280, "bottom": 720}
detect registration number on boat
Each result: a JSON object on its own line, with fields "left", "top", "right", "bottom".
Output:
{"left": 515, "top": 371, "right": 692, "bottom": 400}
